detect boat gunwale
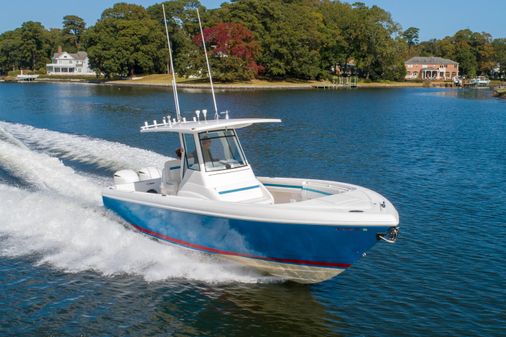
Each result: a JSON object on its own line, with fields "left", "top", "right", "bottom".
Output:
{"left": 103, "top": 177, "right": 398, "bottom": 226}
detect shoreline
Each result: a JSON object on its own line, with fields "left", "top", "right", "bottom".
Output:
{"left": 105, "top": 80, "right": 429, "bottom": 90}
{"left": 0, "top": 75, "right": 459, "bottom": 90}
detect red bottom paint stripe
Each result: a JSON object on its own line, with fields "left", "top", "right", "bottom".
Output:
{"left": 131, "top": 223, "right": 351, "bottom": 269}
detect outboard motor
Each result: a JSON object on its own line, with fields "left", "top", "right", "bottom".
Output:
{"left": 113, "top": 170, "right": 139, "bottom": 191}
{"left": 137, "top": 167, "right": 162, "bottom": 181}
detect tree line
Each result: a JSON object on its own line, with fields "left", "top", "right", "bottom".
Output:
{"left": 0, "top": 0, "right": 505, "bottom": 81}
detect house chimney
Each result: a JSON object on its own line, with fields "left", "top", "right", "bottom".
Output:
{"left": 57, "top": 46, "right": 62, "bottom": 53}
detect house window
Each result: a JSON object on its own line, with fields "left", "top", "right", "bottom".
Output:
{"left": 413, "top": 71, "right": 418, "bottom": 76}
{"left": 446, "top": 72, "right": 450, "bottom": 78}
{"left": 451, "top": 72, "right": 456, "bottom": 77}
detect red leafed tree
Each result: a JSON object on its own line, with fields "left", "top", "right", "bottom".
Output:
{"left": 193, "top": 22, "right": 262, "bottom": 81}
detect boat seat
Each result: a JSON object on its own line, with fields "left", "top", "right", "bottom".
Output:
{"left": 160, "top": 159, "right": 181, "bottom": 195}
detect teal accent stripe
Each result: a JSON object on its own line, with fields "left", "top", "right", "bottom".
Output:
{"left": 263, "top": 183, "right": 301, "bottom": 189}
{"left": 303, "top": 187, "right": 333, "bottom": 196}
{"left": 264, "top": 183, "right": 333, "bottom": 196}
{"left": 169, "top": 166, "right": 180, "bottom": 170}
{"left": 219, "top": 185, "right": 260, "bottom": 195}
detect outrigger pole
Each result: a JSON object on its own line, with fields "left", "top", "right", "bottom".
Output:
{"left": 162, "top": 4, "right": 181, "bottom": 121}
{"left": 196, "top": 8, "right": 219, "bottom": 119}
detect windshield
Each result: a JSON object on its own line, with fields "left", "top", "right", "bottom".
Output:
{"left": 199, "top": 129, "right": 247, "bottom": 172}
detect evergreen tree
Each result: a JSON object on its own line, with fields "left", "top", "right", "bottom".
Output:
{"left": 20, "top": 22, "right": 51, "bottom": 70}
{"left": 62, "top": 15, "right": 86, "bottom": 51}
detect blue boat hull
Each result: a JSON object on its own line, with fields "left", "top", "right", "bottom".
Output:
{"left": 103, "top": 196, "right": 391, "bottom": 282}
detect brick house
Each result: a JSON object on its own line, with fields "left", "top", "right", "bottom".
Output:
{"left": 405, "top": 56, "right": 459, "bottom": 81}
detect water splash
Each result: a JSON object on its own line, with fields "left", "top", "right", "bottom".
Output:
{"left": 0, "top": 139, "right": 102, "bottom": 205}
{"left": 0, "top": 184, "right": 268, "bottom": 284}
{"left": 0, "top": 121, "right": 168, "bottom": 171}
{"left": 0, "top": 124, "right": 30, "bottom": 149}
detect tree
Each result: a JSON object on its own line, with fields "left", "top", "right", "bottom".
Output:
{"left": 471, "top": 32, "right": 495, "bottom": 75}
{"left": 337, "top": 3, "right": 406, "bottom": 80}
{"left": 146, "top": 0, "right": 204, "bottom": 77}
{"left": 18, "top": 21, "right": 51, "bottom": 71}
{"left": 213, "top": 0, "right": 327, "bottom": 79}
{"left": 319, "top": 1, "right": 351, "bottom": 77}
{"left": 451, "top": 30, "right": 479, "bottom": 76}
{"left": 492, "top": 38, "right": 506, "bottom": 76}
{"left": 83, "top": 3, "right": 167, "bottom": 78}
{"left": 47, "top": 28, "right": 64, "bottom": 53}
{"left": 403, "top": 27, "right": 419, "bottom": 49}
{"left": 62, "top": 15, "right": 86, "bottom": 51}
{"left": 416, "top": 29, "right": 497, "bottom": 77}
{"left": 0, "top": 30, "right": 23, "bottom": 74}
{"left": 193, "top": 22, "right": 261, "bottom": 81}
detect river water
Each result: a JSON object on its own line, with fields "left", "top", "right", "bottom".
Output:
{"left": 0, "top": 83, "right": 504, "bottom": 336}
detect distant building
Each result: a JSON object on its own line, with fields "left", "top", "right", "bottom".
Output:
{"left": 490, "top": 63, "right": 505, "bottom": 79}
{"left": 404, "top": 56, "right": 459, "bottom": 81}
{"left": 333, "top": 61, "right": 357, "bottom": 76}
{"left": 46, "top": 47, "right": 95, "bottom": 76}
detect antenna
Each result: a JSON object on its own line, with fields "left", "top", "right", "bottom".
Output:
{"left": 196, "top": 8, "right": 218, "bottom": 119}
{"left": 162, "top": 4, "right": 181, "bottom": 121}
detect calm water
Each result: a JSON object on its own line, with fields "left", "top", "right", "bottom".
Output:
{"left": 0, "top": 83, "right": 505, "bottom": 336}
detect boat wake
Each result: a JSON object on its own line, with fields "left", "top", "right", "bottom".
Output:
{"left": 0, "top": 137, "right": 102, "bottom": 205}
{"left": 0, "top": 124, "right": 270, "bottom": 284}
{"left": 0, "top": 121, "right": 168, "bottom": 171}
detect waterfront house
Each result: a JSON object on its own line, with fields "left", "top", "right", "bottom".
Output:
{"left": 404, "top": 56, "right": 459, "bottom": 81}
{"left": 46, "top": 47, "right": 95, "bottom": 76}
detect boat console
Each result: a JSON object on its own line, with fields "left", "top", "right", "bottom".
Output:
{"left": 112, "top": 117, "right": 281, "bottom": 204}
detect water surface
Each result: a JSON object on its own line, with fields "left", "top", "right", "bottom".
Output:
{"left": 0, "top": 83, "right": 504, "bottom": 336}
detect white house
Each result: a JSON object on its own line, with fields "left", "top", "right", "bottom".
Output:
{"left": 46, "top": 48, "right": 95, "bottom": 75}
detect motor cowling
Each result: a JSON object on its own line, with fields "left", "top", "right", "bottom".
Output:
{"left": 137, "top": 167, "right": 162, "bottom": 181}
{"left": 114, "top": 169, "right": 139, "bottom": 185}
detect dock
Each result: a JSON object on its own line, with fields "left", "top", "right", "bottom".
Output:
{"left": 16, "top": 74, "right": 39, "bottom": 82}
{"left": 313, "top": 76, "right": 358, "bottom": 89}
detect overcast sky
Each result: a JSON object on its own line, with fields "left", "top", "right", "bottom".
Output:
{"left": 1, "top": 0, "right": 504, "bottom": 41}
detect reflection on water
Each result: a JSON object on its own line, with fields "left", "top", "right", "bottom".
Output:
{"left": 218, "top": 284, "right": 342, "bottom": 336}
{"left": 150, "top": 282, "right": 344, "bottom": 337}
{"left": 425, "top": 87, "right": 495, "bottom": 100}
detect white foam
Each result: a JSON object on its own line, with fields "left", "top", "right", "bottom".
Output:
{"left": 0, "top": 121, "right": 169, "bottom": 171}
{"left": 0, "top": 184, "right": 269, "bottom": 284}
{"left": 0, "top": 124, "right": 29, "bottom": 149}
{"left": 0, "top": 139, "right": 102, "bottom": 205}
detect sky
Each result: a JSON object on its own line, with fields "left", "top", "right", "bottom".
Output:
{"left": 341, "top": 0, "right": 506, "bottom": 41}
{"left": 1, "top": 0, "right": 505, "bottom": 41}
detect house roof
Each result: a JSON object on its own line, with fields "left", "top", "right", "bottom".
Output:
{"left": 52, "top": 51, "right": 88, "bottom": 60}
{"left": 405, "top": 56, "right": 458, "bottom": 65}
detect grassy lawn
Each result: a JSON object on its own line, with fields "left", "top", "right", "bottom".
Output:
{"left": 107, "top": 74, "right": 432, "bottom": 88}
{"left": 0, "top": 73, "right": 446, "bottom": 89}
{"left": 107, "top": 74, "right": 324, "bottom": 87}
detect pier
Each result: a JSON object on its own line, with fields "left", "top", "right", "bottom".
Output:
{"left": 313, "top": 76, "right": 358, "bottom": 89}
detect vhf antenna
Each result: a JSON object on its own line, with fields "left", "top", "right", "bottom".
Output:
{"left": 162, "top": 4, "right": 181, "bottom": 122}
{"left": 196, "top": 8, "right": 219, "bottom": 119}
